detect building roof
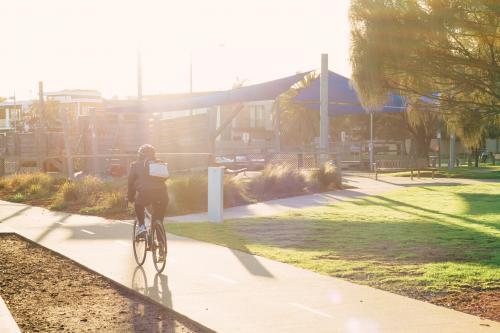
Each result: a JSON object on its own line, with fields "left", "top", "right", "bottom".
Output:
{"left": 45, "top": 89, "right": 102, "bottom": 97}
{"left": 105, "top": 72, "right": 310, "bottom": 114}
{"left": 293, "top": 71, "right": 406, "bottom": 116}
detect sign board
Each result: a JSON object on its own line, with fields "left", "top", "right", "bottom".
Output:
{"left": 242, "top": 132, "right": 250, "bottom": 144}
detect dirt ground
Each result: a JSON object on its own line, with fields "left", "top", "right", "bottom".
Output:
{"left": 0, "top": 235, "right": 213, "bottom": 333}
{"left": 430, "top": 291, "right": 500, "bottom": 322}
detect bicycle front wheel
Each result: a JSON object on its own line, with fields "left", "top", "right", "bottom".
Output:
{"left": 152, "top": 221, "right": 167, "bottom": 273}
{"left": 133, "top": 219, "right": 147, "bottom": 266}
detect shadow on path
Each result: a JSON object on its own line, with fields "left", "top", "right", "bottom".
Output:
{"left": 0, "top": 206, "right": 31, "bottom": 224}
{"left": 131, "top": 266, "right": 175, "bottom": 333}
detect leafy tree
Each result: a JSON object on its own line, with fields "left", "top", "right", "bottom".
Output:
{"left": 28, "top": 100, "right": 63, "bottom": 129}
{"left": 279, "top": 71, "right": 438, "bottom": 156}
{"left": 350, "top": 0, "right": 499, "bottom": 118}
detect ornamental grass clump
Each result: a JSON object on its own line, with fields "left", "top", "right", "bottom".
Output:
{"left": 55, "top": 176, "right": 105, "bottom": 206}
{"left": 166, "top": 173, "right": 253, "bottom": 215}
{"left": 250, "top": 164, "right": 308, "bottom": 201}
{"left": 0, "top": 172, "right": 60, "bottom": 200}
{"left": 223, "top": 176, "right": 254, "bottom": 208}
{"left": 166, "top": 174, "right": 208, "bottom": 215}
{"left": 314, "top": 162, "right": 341, "bottom": 191}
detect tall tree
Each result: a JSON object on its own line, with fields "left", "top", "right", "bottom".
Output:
{"left": 349, "top": 0, "right": 499, "bottom": 117}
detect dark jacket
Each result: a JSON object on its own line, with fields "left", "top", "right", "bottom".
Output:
{"left": 127, "top": 157, "right": 167, "bottom": 203}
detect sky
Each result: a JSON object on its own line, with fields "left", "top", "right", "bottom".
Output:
{"left": 2, "top": 0, "right": 352, "bottom": 100}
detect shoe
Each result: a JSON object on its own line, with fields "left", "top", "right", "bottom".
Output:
{"left": 157, "top": 247, "right": 166, "bottom": 262}
{"left": 135, "top": 224, "right": 147, "bottom": 239}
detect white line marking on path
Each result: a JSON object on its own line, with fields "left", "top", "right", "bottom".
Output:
{"left": 54, "top": 221, "right": 65, "bottom": 225}
{"left": 114, "top": 240, "right": 130, "bottom": 247}
{"left": 208, "top": 273, "right": 237, "bottom": 285}
{"left": 80, "top": 229, "right": 95, "bottom": 235}
{"left": 118, "top": 221, "right": 133, "bottom": 225}
{"left": 289, "top": 303, "right": 333, "bottom": 319}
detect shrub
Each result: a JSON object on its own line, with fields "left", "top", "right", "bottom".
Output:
{"left": 79, "top": 191, "right": 126, "bottom": 215}
{"left": 166, "top": 174, "right": 208, "bottom": 215}
{"left": 9, "top": 193, "right": 26, "bottom": 202}
{"left": 0, "top": 172, "right": 58, "bottom": 198}
{"left": 250, "top": 164, "right": 308, "bottom": 200}
{"left": 165, "top": 173, "right": 254, "bottom": 215}
{"left": 102, "top": 191, "right": 126, "bottom": 212}
{"left": 54, "top": 176, "right": 105, "bottom": 206}
{"left": 223, "top": 176, "right": 254, "bottom": 208}
{"left": 314, "top": 162, "right": 342, "bottom": 190}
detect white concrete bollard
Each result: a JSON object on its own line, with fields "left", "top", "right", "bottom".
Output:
{"left": 208, "top": 167, "right": 224, "bottom": 223}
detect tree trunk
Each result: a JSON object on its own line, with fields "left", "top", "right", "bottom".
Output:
{"left": 412, "top": 125, "right": 431, "bottom": 160}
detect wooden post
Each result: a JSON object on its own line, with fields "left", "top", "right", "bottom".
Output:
{"left": 274, "top": 100, "right": 281, "bottom": 153}
{"left": 0, "top": 157, "right": 5, "bottom": 177}
{"left": 36, "top": 82, "right": 46, "bottom": 171}
{"left": 61, "top": 109, "right": 74, "bottom": 179}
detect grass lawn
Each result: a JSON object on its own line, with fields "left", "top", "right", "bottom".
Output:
{"left": 389, "top": 165, "right": 500, "bottom": 179}
{"left": 167, "top": 183, "right": 500, "bottom": 320}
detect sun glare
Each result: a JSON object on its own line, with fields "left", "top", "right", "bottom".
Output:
{"left": 2, "top": 0, "right": 350, "bottom": 99}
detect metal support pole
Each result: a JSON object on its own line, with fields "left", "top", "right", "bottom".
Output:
{"left": 449, "top": 129, "right": 456, "bottom": 170}
{"left": 438, "top": 136, "right": 442, "bottom": 168}
{"left": 61, "top": 109, "right": 74, "bottom": 179}
{"left": 89, "top": 108, "right": 99, "bottom": 175}
{"left": 320, "top": 54, "right": 329, "bottom": 163}
{"left": 369, "top": 111, "right": 374, "bottom": 170}
{"left": 38, "top": 81, "right": 45, "bottom": 127}
{"left": 137, "top": 49, "right": 143, "bottom": 102}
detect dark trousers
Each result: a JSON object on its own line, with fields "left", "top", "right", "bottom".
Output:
{"left": 134, "top": 188, "right": 168, "bottom": 226}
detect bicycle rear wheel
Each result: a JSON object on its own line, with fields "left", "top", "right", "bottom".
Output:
{"left": 133, "top": 219, "right": 147, "bottom": 266}
{"left": 152, "top": 221, "right": 167, "bottom": 273}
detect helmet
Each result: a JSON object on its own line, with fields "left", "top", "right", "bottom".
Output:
{"left": 138, "top": 144, "right": 156, "bottom": 159}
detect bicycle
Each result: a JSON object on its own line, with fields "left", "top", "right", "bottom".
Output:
{"left": 132, "top": 206, "right": 167, "bottom": 273}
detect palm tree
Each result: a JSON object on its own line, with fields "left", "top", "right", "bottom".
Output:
{"left": 278, "top": 72, "right": 319, "bottom": 149}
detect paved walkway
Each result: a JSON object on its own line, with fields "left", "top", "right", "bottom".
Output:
{"left": 0, "top": 175, "right": 499, "bottom": 332}
{"left": 0, "top": 295, "right": 21, "bottom": 333}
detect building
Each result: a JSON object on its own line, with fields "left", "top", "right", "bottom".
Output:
{"left": 217, "top": 100, "right": 275, "bottom": 153}
{"left": 0, "top": 100, "right": 33, "bottom": 131}
{"left": 45, "top": 89, "right": 103, "bottom": 116}
{"left": 140, "top": 93, "right": 277, "bottom": 153}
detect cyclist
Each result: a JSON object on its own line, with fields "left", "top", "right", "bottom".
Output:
{"left": 127, "top": 144, "right": 168, "bottom": 242}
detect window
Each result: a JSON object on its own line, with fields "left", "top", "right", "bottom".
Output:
{"left": 250, "top": 105, "right": 265, "bottom": 128}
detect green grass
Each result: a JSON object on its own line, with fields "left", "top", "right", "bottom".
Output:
{"left": 389, "top": 165, "right": 500, "bottom": 179}
{"left": 167, "top": 184, "right": 500, "bottom": 297}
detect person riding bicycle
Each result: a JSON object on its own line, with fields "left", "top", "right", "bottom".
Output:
{"left": 127, "top": 144, "right": 168, "bottom": 239}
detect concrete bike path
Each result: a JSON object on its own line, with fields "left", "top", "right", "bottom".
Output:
{"left": 0, "top": 198, "right": 498, "bottom": 332}
{"left": 0, "top": 295, "right": 21, "bottom": 333}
